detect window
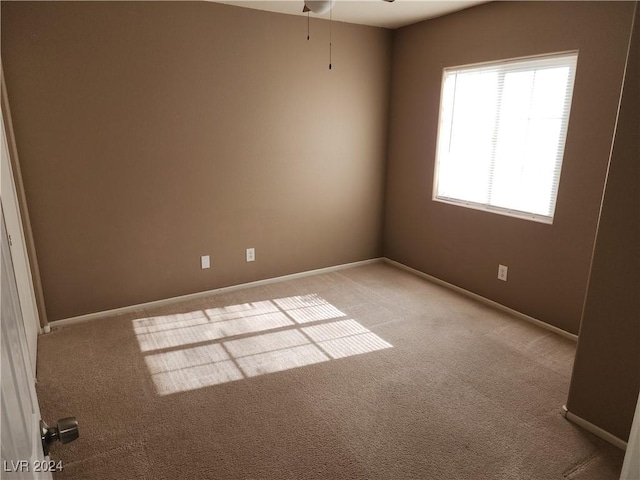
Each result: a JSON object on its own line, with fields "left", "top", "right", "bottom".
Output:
{"left": 433, "top": 52, "right": 578, "bottom": 223}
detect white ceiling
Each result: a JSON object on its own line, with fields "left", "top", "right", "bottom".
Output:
{"left": 212, "top": 0, "right": 488, "bottom": 29}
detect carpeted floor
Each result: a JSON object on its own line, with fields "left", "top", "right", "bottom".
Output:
{"left": 37, "top": 261, "right": 624, "bottom": 479}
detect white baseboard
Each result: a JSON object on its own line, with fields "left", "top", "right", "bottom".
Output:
{"left": 52, "top": 258, "right": 382, "bottom": 328}
{"left": 562, "top": 405, "right": 628, "bottom": 450}
{"left": 54, "top": 256, "right": 578, "bottom": 344}
{"left": 382, "top": 257, "right": 578, "bottom": 342}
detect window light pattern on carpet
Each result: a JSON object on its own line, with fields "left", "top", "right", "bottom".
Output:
{"left": 133, "top": 294, "right": 392, "bottom": 395}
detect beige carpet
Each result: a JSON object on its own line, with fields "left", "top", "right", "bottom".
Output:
{"left": 37, "top": 261, "right": 624, "bottom": 479}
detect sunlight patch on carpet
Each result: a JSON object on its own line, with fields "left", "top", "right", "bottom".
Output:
{"left": 273, "top": 294, "right": 347, "bottom": 324}
{"left": 134, "top": 312, "right": 294, "bottom": 352}
{"left": 134, "top": 295, "right": 392, "bottom": 395}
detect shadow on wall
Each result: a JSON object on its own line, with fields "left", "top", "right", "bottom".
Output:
{"left": 132, "top": 294, "right": 393, "bottom": 395}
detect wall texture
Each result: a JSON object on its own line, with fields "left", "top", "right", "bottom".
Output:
{"left": 383, "top": 1, "right": 636, "bottom": 334}
{"left": 567, "top": 4, "right": 639, "bottom": 442}
{"left": 1, "top": 2, "right": 392, "bottom": 321}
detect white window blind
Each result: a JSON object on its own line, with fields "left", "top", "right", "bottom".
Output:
{"left": 433, "top": 52, "right": 578, "bottom": 223}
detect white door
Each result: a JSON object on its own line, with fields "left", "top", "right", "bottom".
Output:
{"left": 0, "top": 112, "right": 39, "bottom": 377}
{"left": 1, "top": 209, "right": 52, "bottom": 480}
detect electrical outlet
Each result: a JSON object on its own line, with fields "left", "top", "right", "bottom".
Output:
{"left": 498, "top": 264, "right": 508, "bottom": 281}
{"left": 201, "top": 255, "right": 210, "bottom": 269}
{"left": 246, "top": 248, "right": 255, "bottom": 262}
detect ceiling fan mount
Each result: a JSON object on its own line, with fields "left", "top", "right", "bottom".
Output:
{"left": 303, "top": 0, "right": 394, "bottom": 14}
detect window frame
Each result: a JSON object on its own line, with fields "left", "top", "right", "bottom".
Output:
{"left": 431, "top": 51, "right": 579, "bottom": 224}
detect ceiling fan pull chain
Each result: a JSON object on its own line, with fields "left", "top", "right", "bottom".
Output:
{"left": 329, "top": 8, "right": 332, "bottom": 70}
{"left": 307, "top": 11, "right": 310, "bottom": 40}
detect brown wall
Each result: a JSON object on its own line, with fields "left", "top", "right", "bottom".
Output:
{"left": 567, "top": 4, "right": 639, "bottom": 442}
{"left": 1, "top": 2, "right": 392, "bottom": 321}
{"left": 383, "top": 1, "right": 636, "bottom": 334}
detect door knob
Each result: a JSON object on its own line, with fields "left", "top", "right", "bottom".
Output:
{"left": 41, "top": 417, "right": 79, "bottom": 456}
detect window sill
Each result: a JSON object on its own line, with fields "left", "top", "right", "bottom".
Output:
{"left": 433, "top": 197, "right": 554, "bottom": 225}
